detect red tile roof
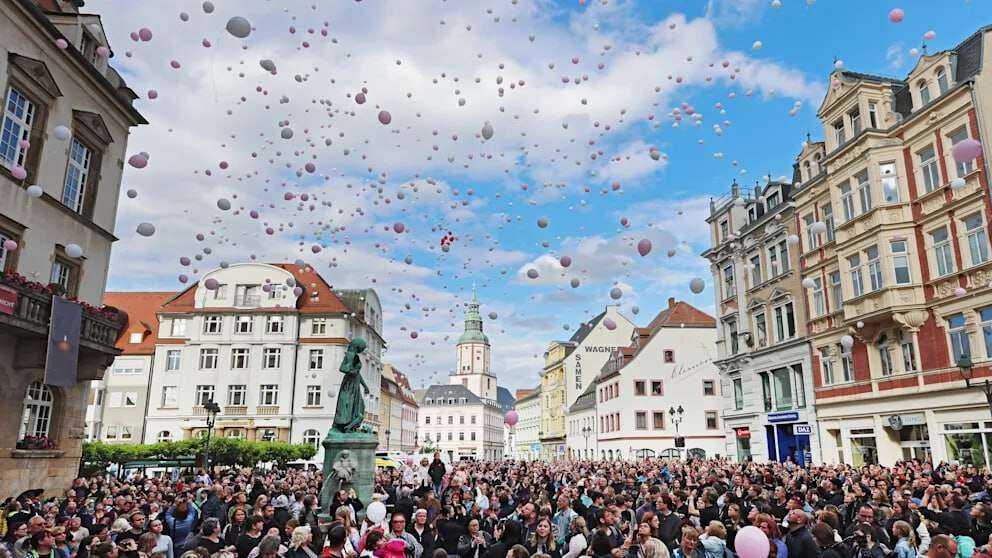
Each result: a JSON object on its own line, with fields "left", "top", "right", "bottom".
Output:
{"left": 646, "top": 297, "right": 716, "bottom": 330}
{"left": 103, "top": 292, "right": 174, "bottom": 354}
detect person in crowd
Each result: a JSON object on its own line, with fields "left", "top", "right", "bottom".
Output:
{"left": 407, "top": 510, "right": 437, "bottom": 558}
{"left": 523, "top": 519, "right": 556, "bottom": 558}
{"left": 284, "top": 527, "right": 316, "bottom": 558}
{"left": 784, "top": 509, "right": 819, "bottom": 558}
{"left": 146, "top": 521, "right": 172, "bottom": 558}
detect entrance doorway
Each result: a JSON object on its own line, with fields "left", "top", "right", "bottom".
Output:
{"left": 765, "top": 424, "right": 811, "bottom": 465}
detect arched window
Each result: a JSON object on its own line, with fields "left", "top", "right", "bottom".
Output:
{"left": 802, "top": 161, "right": 811, "bottom": 182}
{"left": 303, "top": 429, "right": 320, "bottom": 449}
{"left": 19, "top": 382, "right": 54, "bottom": 440}
{"left": 157, "top": 431, "right": 172, "bottom": 443}
{"left": 687, "top": 448, "right": 707, "bottom": 459}
{"left": 918, "top": 79, "right": 931, "bottom": 105}
{"left": 259, "top": 428, "right": 277, "bottom": 442}
{"left": 936, "top": 66, "right": 949, "bottom": 95}
{"left": 225, "top": 429, "right": 245, "bottom": 439}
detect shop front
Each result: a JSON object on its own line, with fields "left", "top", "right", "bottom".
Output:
{"left": 734, "top": 427, "right": 752, "bottom": 462}
{"left": 764, "top": 411, "right": 812, "bottom": 466}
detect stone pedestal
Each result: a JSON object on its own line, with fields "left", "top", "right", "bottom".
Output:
{"left": 319, "top": 429, "right": 377, "bottom": 521}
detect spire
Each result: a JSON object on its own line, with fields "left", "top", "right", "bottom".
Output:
{"left": 458, "top": 288, "right": 489, "bottom": 346}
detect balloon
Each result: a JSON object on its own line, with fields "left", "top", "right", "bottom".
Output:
{"left": 620, "top": 217, "right": 629, "bottom": 227}
{"left": 752, "top": 41, "right": 762, "bottom": 50}
{"left": 138, "top": 28, "right": 153, "bottom": 42}
{"left": 128, "top": 154, "right": 148, "bottom": 168}
{"left": 179, "top": 12, "right": 190, "bottom": 21}
{"left": 840, "top": 334, "right": 855, "bottom": 351}
{"left": 55, "top": 38, "right": 68, "bottom": 49}
{"left": 410, "top": 331, "right": 418, "bottom": 339}
{"left": 786, "top": 234, "right": 800, "bottom": 246}
{"left": 204, "top": 278, "right": 220, "bottom": 290}
{"left": 631, "top": 306, "right": 639, "bottom": 315}
{"left": 801, "top": 278, "right": 815, "bottom": 289}
{"left": 952, "top": 138, "right": 982, "bottom": 163}
{"left": 260, "top": 59, "right": 277, "bottom": 72}
{"left": 202, "top": 1, "right": 215, "bottom": 14}
{"left": 570, "top": 278, "right": 580, "bottom": 288}
{"left": 604, "top": 318, "right": 617, "bottom": 331}
{"left": 293, "top": 286, "right": 304, "bottom": 297}
{"left": 11, "top": 166, "right": 26, "bottom": 180}
{"left": 378, "top": 110, "right": 392, "bottom": 125}
{"left": 734, "top": 526, "right": 769, "bottom": 558}
{"left": 26, "top": 185, "right": 43, "bottom": 198}
{"left": 504, "top": 410, "right": 519, "bottom": 426}
{"left": 136, "top": 223, "right": 156, "bottom": 237}
{"left": 481, "top": 122, "right": 494, "bottom": 140}
{"left": 280, "top": 127, "right": 294, "bottom": 139}
{"left": 609, "top": 287, "right": 622, "bottom": 300}
{"left": 65, "top": 243, "right": 83, "bottom": 258}
{"left": 226, "top": 16, "right": 252, "bottom": 38}
{"left": 148, "top": 90, "right": 158, "bottom": 100}
{"left": 888, "top": 8, "right": 904, "bottom": 23}
{"left": 559, "top": 256, "right": 572, "bottom": 268}
{"left": 393, "top": 222, "right": 405, "bottom": 233}
{"left": 955, "top": 287, "right": 967, "bottom": 297}
{"left": 809, "top": 221, "right": 827, "bottom": 235}
{"left": 923, "top": 30, "right": 936, "bottom": 41}
{"left": 2, "top": 239, "right": 17, "bottom": 252}
{"left": 488, "top": 312, "right": 498, "bottom": 320}
{"left": 526, "top": 269, "right": 539, "bottom": 279}
{"left": 689, "top": 277, "right": 705, "bottom": 294}
{"left": 637, "top": 239, "right": 652, "bottom": 257}
{"left": 367, "top": 501, "right": 386, "bottom": 523}
{"left": 216, "top": 198, "right": 231, "bottom": 210}
{"left": 53, "top": 125, "right": 70, "bottom": 140}
{"left": 311, "top": 245, "right": 322, "bottom": 254}
{"left": 537, "top": 218, "right": 549, "bottom": 228}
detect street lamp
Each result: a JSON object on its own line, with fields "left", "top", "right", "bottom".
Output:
{"left": 669, "top": 405, "right": 685, "bottom": 459}
{"left": 581, "top": 426, "right": 592, "bottom": 459}
{"left": 958, "top": 356, "right": 992, "bottom": 418}
{"left": 385, "top": 429, "right": 391, "bottom": 451}
{"left": 203, "top": 400, "right": 221, "bottom": 472}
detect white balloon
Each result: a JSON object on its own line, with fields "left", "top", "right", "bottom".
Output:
{"left": 53, "top": 125, "right": 71, "bottom": 141}
{"left": 65, "top": 243, "right": 83, "bottom": 258}
{"left": 801, "top": 278, "right": 815, "bottom": 289}
{"left": 950, "top": 177, "right": 967, "bottom": 189}
{"left": 366, "top": 501, "right": 387, "bottom": 524}
{"left": 840, "top": 334, "right": 855, "bottom": 351}
{"left": 481, "top": 122, "right": 494, "bottom": 140}
{"left": 689, "top": 277, "right": 705, "bottom": 294}
{"left": 26, "top": 184, "right": 43, "bottom": 198}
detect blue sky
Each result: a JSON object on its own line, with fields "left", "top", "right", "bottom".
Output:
{"left": 92, "top": 0, "right": 987, "bottom": 391}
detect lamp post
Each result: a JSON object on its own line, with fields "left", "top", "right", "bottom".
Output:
{"left": 669, "top": 405, "right": 685, "bottom": 459}
{"left": 203, "top": 400, "right": 221, "bottom": 472}
{"left": 958, "top": 356, "right": 992, "bottom": 418}
{"left": 581, "top": 426, "right": 592, "bottom": 459}
{"left": 385, "top": 429, "right": 391, "bottom": 451}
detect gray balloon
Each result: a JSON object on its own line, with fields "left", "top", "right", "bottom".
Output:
{"left": 481, "top": 122, "right": 494, "bottom": 140}
{"left": 260, "top": 59, "right": 276, "bottom": 72}
{"left": 280, "top": 127, "right": 294, "bottom": 139}
{"left": 202, "top": 1, "right": 215, "bottom": 14}
{"left": 226, "top": 16, "right": 252, "bottom": 39}
{"left": 689, "top": 277, "right": 705, "bottom": 294}
{"left": 217, "top": 198, "right": 231, "bottom": 210}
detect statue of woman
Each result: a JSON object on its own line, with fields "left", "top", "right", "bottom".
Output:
{"left": 332, "top": 338, "right": 370, "bottom": 432}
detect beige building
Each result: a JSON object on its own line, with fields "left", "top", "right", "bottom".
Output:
{"left": 539, "top": 341, "right": 571, "bottom": 460}
{"left": 380, "top": 364, "right": 418, "bottom": 453}
{"left": 512, "top": 387, "right": 541, "bottom": 460}
{"left": 0, "top": 0, "right": 145, "bottom": 497}
{"left": 794, "top": 25, "right": 992, "bottom": 466}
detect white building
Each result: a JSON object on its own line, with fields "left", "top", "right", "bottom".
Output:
{"left": 417, "top": 291, "right": 506, "bottom": 460}
{"left": 596, "top": 298, "right": 724, "bottom": 460}
{"left": 562, "top": 306, "right": 636, "bottom": 455}
{"left": 566, "top": 382, "right": 597, "bottom": 459}
{"left": 513, "top": 388, "right": 541, "bottom": 460}
{"left": 143, "top": 262, "right": 383, "bottom": 463}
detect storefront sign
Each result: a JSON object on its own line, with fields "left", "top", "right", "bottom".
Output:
{"left": 0, "top": 286, "right": 16, "bottom": 315}
{"left": 885, "top": 413, "right": 926, "bottom": 428}
{"left": 734, "top": 427, "right": 751, "bottom": 439}
{"left": 793, "top": 424, "right": 813, "bottom": 435}
{"left": 767, "top": 411, "right": 800, "bottom": 423}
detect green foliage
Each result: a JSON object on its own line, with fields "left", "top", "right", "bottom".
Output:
{"left": 81, "top": 438, "right": 318, "bottom": 470}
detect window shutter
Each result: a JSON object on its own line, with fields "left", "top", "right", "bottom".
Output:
{"left": 24, "top": 102, "right": 48, "bottom": 184}
{"left": 82, "top": 148, "right": 103, "bottom": 219}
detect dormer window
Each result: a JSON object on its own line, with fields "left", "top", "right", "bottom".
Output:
{"left": 833, "top": 119, "right": 846, "bottom": 145}
{"left": 766, "top": 190, "right": 780, "bottom": 209}
{"left": 849, "top": 108, "right": 862, "bottom": 135}
{"left": 868, "top": 102, "right": 878, "bottom": 128}
{"left": 918, "top": 79, "right": 931, "bottom": 106}
{"left": 802, "top": 161, "right": 811, "bottom": 182}
{"left": 748, "top": 205, "right": 757, "bottom": 224}
{"left": 936, "top": 67, "right": 949, "bottom": 95}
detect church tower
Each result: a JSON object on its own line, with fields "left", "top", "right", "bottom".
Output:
{"left": 451, "top": 289, "right": 497, "bottom": 401}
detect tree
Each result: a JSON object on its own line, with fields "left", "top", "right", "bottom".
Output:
{"left": 81, "top": 438, "right": 318, "bottom": 473}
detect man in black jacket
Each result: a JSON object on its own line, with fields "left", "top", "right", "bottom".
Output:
{"left": 407, "top": 509, "right": 437, "bottom": 558}
{"left": 428, "top": 453, "right": 447, "bottom": 496}
{"left": 785, "top": 510, "right": 821, "bottom": 558}
{"left": 655, "top": 496, "right": 683, "bottom": 553}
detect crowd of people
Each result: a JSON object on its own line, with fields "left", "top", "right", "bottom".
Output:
{"left": 2, "top": 455, "right": 992, "bottom": 558}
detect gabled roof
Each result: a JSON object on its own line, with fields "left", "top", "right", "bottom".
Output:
{"left": 103, "top": 292, "right": 174, "bottom": 355}
{"left": 420, "top": 384, "right": 483, "bottom": 406}
{"left": 568, "top": 381, "right": 597, "bottom": 413}
{"left": 568, "top": 310, "right": 606, "bottom": 344}
{"left": 646, "top": 298, "right": 716, "bottom": 330}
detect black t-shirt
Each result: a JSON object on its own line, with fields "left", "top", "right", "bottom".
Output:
{"left": 235, "top": 532, "right": 263, "bottom": 558}
{"left": 196, "top": 536, "right": 226, "bottom": 555}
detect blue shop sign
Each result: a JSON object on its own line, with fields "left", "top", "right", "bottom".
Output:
{"left": 767, "top": 411, "right": 800, "bottom": 423}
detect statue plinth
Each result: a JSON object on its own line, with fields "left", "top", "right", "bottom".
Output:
{"left": 319, "top": 429, "right": 377, "bottom": 522}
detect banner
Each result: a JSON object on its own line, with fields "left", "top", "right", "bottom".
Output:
{"left": 0, "top": 286, "right": 16, "bottom": 315}
{"left": 44, "top": 297, "right": 82, "bottom": 387}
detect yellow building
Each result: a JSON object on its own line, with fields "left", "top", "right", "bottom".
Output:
{"left": 539, "top": 341, "right": 572, "bottom": 460}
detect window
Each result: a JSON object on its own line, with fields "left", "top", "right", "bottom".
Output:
{"left": 306, "top": 385, "right": 322, "bottom": 406}
{"left": 128, "top": 332, "right": 142, "bottom": 344}
{"left": 225, "top": 429, "right": 245, "bottom": 439}
{"left": 18, "top": 382, "right": 53, "bottom": 440}
{"left": 768, "top": 244, "right": 780, "bottom": 277}
{"left": 227, "top": 347, "right": 248, "bottom": 369}
{"left": 918, "top": 146, "right": 940, "bottom": 193}
{"left": 833, "top": 119, "right": 846, "bottom": 145}
{"left": 849, "top": 108, "right": 861, "bottom": 135}
{"left": 868, "top": 102, "right": 878, "bottom": 128}
{"left": 203, "top": 316, "right": 222, "bottom": 334}
{"left": 880, "top": 162, "right": 900, "bottom": 203}
{"left": 849, "top": 253, "right": 864, "bottom": 297}
{"left": 425, "top": 416, "right": 431, "bottom": 424}
{"left": 234, "top": 316, "right": 253, "bottom": 334}
{"left": 936, "top": 67, "right": 950, "bottom": 95}
{"left": 749, "top": 254, "right": 762, "bottom": 287}
{"left": 309, "top": 349, "right": 324, "bottom": 370}
{"left": 105, "top": 426, "right": 118, "bottom": 440}
{"left": 448, "top": 416, "right": 453, "bottom": 425}
{"left": 762, "top": 373, "right": 773, "bottom": 410}
{"left": 234, "top": 284, "right": 260, "bottom": 307}
{"left": 771, "top": 367, "right": 793, "bottom": 410}
{"left": 950, "top": 128, "right": 975, "bottom": 177}
{"left": 891, "top": 240, "right": 911, "bottom": 284}
{"left": 778, "top": 240, "right": 790, "bottom": 272}
{"left": 227, "top": 384, "right": 246, "bottom": 406}
{"left": 841, "top": 184, "right": 855, "bottom": 221}
{"left": 653, "top": 412, "right": 665, "bottom": 429}
{"left": 459, "top": 415, "right": 465, "bottom": 425}
{"left": 259, "top": 384, "right": 279, "bottom": 406}
{"left": 0, "top": 229, "right": 17, "bottom": 272}
{"left": 879, "top": 344, "right": 894, "bottom": 376}
{"left": 948, "top": 313, "right": 971, "bottom": 363}
{"left": 651, "top": 380, "right": 663, "bottom": 396}
{"left": 804, "top": 214, "right": 819, "bottom": 250}
{"left": 50, "top": 258, "right": 78, "bottom": 295}
{"left": 635, "top": 411, "right": 647, "bottom": 430}
{"left": 663, "top": 350, "right": 674, "bottom": 363}
{"left": 773, "top": 302, "right": 796, "bottom": 341}
{"left": 705, "top": 411, "right": 718, "bottom": 430}
{"left": 841, "top": 351, "right": 854, "bottom": 383}
{"left": 866, "top": 245, "right": 883, "bottom": 292}
{"left": 982, "top": 307, "right": 992, "bottom": 361}
{"left": 303, "top": 429, "right": 321, "bottom": 449}
{"left": 194, "top": 385, "right": 215, "bottom": 406}
{"left": 259, "top": 428, "right": 277, "bottom": 442}
{"left": 162, "top": 350, "right": 181, "bottom": 372}
{"left": 719, "top": 219, "right": 729, "bottom": 241}
{"left": 918, "top": 79, "right": 931, "bottom": 105}
{"left": 266, "top": 316, "right": 284, "bottom": 334}
{"left": 161, "top": 386, "right": 178, "bottom": 407}
{"left": 820, "top": 348, "right": 835, "bottom": 385}
{"left": 811, "top": 278, "right": 825, "bottom": 317}
{"left": 901, "top": 334, "right": 918, "bottom": 372}
{"left": 931, "top": 226, "right": 955, "bottom": 277}
{"left": 722, "top": 264, "right": 735, "bottom": 299}
{"left": 830, "top": 271, "right": 843, "bottom": 311}
{"left": 1, "top": 87, "right": 35, "bottom": 170}
{"left": 726, "top": 318, "right": 739, "bottom": 354}
{"left": 263, "top": 347, "right": 281, "bottom": 369}
{"left": 793, "top": 364, "right": 807, "bottom": 408}
{"left": 964, "top": 213, "right": 990, "bottom": 267}
{"left": 311, "top": 318, "right": 327, "bottom": 335}
{"left": 754, "top": 311, "right": 767, "bottom": 346}
{"left": 733, "top": 378, "right": 743, "bottom": 410}
{"left": 470, "top": 432, "right": 476, "bottom": 441}
{"left": 634, "top": 380, "right": 646, "bottom": 396}
{"left": 703, "top": 380, "right": 716, "bottom": 396}
{"left": 211, "top": 283, "right": 227, "bottom": 300}
{"left": 856, "top": 170, "right": 872, "bottom": 214}
{"left": 157, "top": 431, "right": 172, "bottom": 443}
{"left": 199, "top": 348, "right": 218, "bottom": 369}
{"left": 123, "top": 392, "right": 137, "bottom": 407}
{"left": 766, "top": 190, "right": 781, "bottom": 209}
{"left": 821, "top": 203, "right": 835, "bottom": 242}
{"left": 171, "top": 319, "right": 187, "bottom": 337}
{"left": 61, "top": 138, "right": 92, "bottom": 213}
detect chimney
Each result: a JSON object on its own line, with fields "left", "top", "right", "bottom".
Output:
{"left": 668, "top": 297, "right": 676, "bottom": 309}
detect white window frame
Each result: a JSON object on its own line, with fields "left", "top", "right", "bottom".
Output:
{"left": 171, "top": 318, "right": 187, "bottom": 337}
{"left": 811, "top": 278, "right": 825, "bottom": 317}
{"left": 194, "top": 385, "right": 215, "bottom": 406}
{"left": 266, "top": 316, "right": 284, "bottom": 334}
{"left": 722, "top": 264, "right": 735, "bottom": 300}
{"left": 227, "top": 384, "right": 246, "bottom": 406}
{"left": 866, "top": 245, "right": 883, "bottom": 292}
{"left": 964, "top": 212, "right": 990, "bottom": 267}
{"left": 820, "top": 349, "right": 835, "bottom": 386}
{"left": 311, "top": 318, "right": 327, "bottom": 335}
{"left": 262, "top": 347, "right": 282, "bottom": 369}
{"left": 804, "top": 214, "right": 819, "bottom": 250}
{"left": 849, "top": 108, "right": 862, "bottom": 135}
{"left": 879, "top": 343, "right": 894, "bottom": 376}
{"left": 61, "top": 138, "right": 91, "bottom": 213}
{"left": 303, "top": 429, "right": 320, "bottom": 448}
{"left": 936, "top": 67, "right": 950, "bottom": 95}
{"left": 856, "top": 170, "right": 872, "bottom": 215}
{"left": 18, "top": 381, "right": 53, "bottom": 439}
{"left": 833, "top": 119, "right": 845, "bottom": 145}
{"left": 234, "top": 315, "right": 253, "bottom": 334}
{"left": 918, "top": 79, "right": 931, "bottom": 105}
{"left": 919, "top": 145, "right": 941, "bottom": 193}
{"left": 890, "top": 240, "right": 911, "bottom": 285}
{"left": 161, "top": 386, "right": 178, "bottom": 408}
{"left": 199, "top": 348, "right": 219, "bottom": 369}
{"left": 259, "top": 384, "right": 279, "bottom": 406}
{"left": 306, "top": 385, "right": 322, "bottom": 407}
{"left": 749, "top": 254, "right": 762, "bottom": 287}
{"left": 849, "top": 254, "right": 864, "bottom": 298}
{"left": 231, "top": 347, "right": 250, "bottom": 369}
{"left": 840, "top": 184, "right": 855, "bottom": 221}
{"left": 203, "top": 316, "right": 222, "bottom": 334}
{"left": 901, "top": 335, "right": 918, "bottom": 372}
{"left": 309, "top": 348, "right": 324, "bottom": 370}
{"left": 0, "top": 86, "right": 35, "bottom": 170}
{"left": 821, "top": 203, "right": 835, "bottom": 242}
{"left": 950, "top": 128, "right": 975, "bottom": 178}
{"left": 753, "top": 311, "right": 767, "bottom": 347}
{"left": 931, "top": 226, "right": 955, "bottom": 277}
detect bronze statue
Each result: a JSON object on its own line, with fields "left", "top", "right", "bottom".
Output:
{"left": 332, "top": 338, "right": 370, "bottom": 432}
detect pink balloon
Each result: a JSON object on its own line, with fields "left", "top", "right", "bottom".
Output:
{"left": 170, "top": 60, "right": 181, "bottom": 69}
{"left": 393, "top": 222, "right": 405, "bottom": 233}
{"left": 620, "top": 217, "right": 629, "bottom": 227}
{"left": 311, "top": 245, "right": 322, "bottom": 253}
{"left": 96, "top": 46, "right": 110, "bottom": 58}
{"left": 952, "top": 138, "right": 982, "bottom": 163}
{"left": 735, "top": 526, "right": 769, "bottom": 558}
{"left": 11, "top": 166, "right": 26, "bottom": 180}
{"left": 355, "top": 92, "right": 366, "bottom": 104}
{"left": 378, "top": 110, "right": 392, "bottom": 125}
{"left": 138, "top": 28, "right": 153, "bottom": 41}
{"left": 637, "top": 239, "right": 652, "bottom": 257}
{"left": 923, "top": 30, "right": 936, "bottom": 41}
{"left": 128, "top": 154, "right": 148, "bottom": 168}
{"left": 559, "top": 255, "right": 572, "bottom": 268}
{"left": 204, "top": 278, "right": 219, "bottom": 290}
{"left": 3, "top": 239, "right": 18, "bottom": 252}
{"left": 410, "top": 331, "right": 418, "bottom": 339}
{"left": 178, "top": 274, "right": 189, "bottom": 284}
{"left": 55, "top": 38, "right": 68, "bottom": 49}
{"left": 603, "top": 318, "right": 617, "bottom": 331}
{"left": 504, "top": 410, "right": 519, "bottom": 426}
{"left": 179, "top": 256, "right": 191, "bottom": 266}
{"left": 148, "top": 90, "right": 158, "bottom": 99}
{"left": 888, "top": 8, "right": 904, "bottom": 23}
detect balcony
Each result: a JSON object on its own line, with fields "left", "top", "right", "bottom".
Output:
{"left": 834, "top": 204, "right": 912, "bottom": 244}
{"left": 0, "top": 275, "right": 125, "bottom": 377}
{"left": 256, "top": 405, "right": 279, "bottom": 415}
{"left": 234, "top": 295, "right": 261, "bottom": 307}
{"left": 841, "top": 284, "right": 925, "bottom": 322}
{"left": 224, "top": 405, "right": 247, "bottom": 415}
